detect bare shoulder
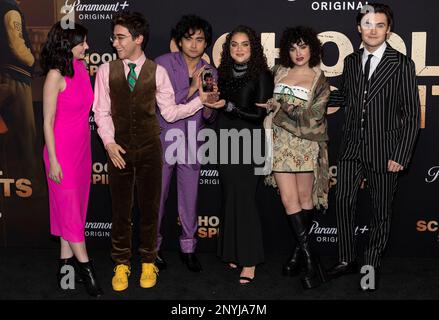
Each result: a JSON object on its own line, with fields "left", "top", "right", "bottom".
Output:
{"left": 46, "top": 69, "right": 63, "bottom": 81}
{"left": 45, "top": 69, "right": 66, "bottom": 91}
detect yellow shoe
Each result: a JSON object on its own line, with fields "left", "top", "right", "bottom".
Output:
{"left": 112, "top": 264, "right": 130, "bottom": 292}
{"left": 140, "top": 263, "right": 158, "bottom": 288}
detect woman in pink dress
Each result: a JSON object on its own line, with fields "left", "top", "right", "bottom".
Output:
{"left": 41, "top": 22, "right": 102, "bottom": 297}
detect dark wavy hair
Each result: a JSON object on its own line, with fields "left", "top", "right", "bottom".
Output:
{"left": 357, "top": 3, "right": 394, "bottom": 30}
{"left": 217, "top": 25, "right": 268, "bottom": 81}
{"left": 112, "top": 11, "right": 149, "bottom": 49}
{"left": 171, "top": 14, "right": 213, "bottom": 49}
{"left": 279, "top": 26, "right": 322, "bottom": 68}
{"left": 40, "top": 22, "right": 88, "bottom": 77}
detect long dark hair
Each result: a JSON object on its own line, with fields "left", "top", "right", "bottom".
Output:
{"left": 217, "top": 25, "right": 269, "bottom": 82}
{"left": 218, "top": 25, "right": 269, "bottom": 100}
{"left": 40, "top": 22, "right": 88, "bottom": 77}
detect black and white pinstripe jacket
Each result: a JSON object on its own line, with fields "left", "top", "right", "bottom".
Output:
{"left": 330, "top": 43, "right": 421, "bottom": 172}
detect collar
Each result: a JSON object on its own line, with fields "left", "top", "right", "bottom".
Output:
{"left": 123, "top": 53, "right": 146, "bottom": 67}
{"left": 177, "top": 51, "right": 206, "bottom": 70}
{"left": 363, "top": 41, "right": 387, "bottom": 60}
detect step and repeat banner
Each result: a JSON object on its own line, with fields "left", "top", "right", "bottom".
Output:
{"left": 1, "top": 0, "right": 438, "bottom": 258}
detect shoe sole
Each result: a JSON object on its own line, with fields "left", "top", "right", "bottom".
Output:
{"left": 140, "top": 281, "right": 157, "bottom": 288}
{"left": 112, "top": 283, "right": 128, "bottom": 292}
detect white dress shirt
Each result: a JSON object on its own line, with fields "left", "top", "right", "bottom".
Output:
{"left": 362, "top": 41, "right": 387, "bottom": 80}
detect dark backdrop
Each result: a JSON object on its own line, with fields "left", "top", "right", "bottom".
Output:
{"left": 1, "top": 0, "right": 438, "bottom": 259}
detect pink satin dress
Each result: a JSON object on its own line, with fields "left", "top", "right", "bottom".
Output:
{"left": 43, "top": 59, "right": 93, "bottom": 242}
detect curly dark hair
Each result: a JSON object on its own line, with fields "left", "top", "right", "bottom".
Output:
{"left": 218, "top": 25, "right": 268, "bottom": 81}
{"left": 40, "top": 22, "right": 88, "bottom": 77}
{"left": 112, "top": 11, "right": 149, "bottom": 49}
{"left": 279, "top": 26, "right": 322, "bottom": 68}
{"left": 171, "top": 14, "right": 213, "bottom": 49}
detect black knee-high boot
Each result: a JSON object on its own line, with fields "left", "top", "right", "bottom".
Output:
{"left": 288, "top": 211, "right": 325, "bottom": 289}
{"left": 283, "top": 209, "right": 314, "bottom": 277}
{"left": 76, "top": 260, "right": 103, "bottom": 297}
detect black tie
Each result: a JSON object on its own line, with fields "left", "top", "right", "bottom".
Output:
{"left": 364, "top": 54, "right": 373, "bottom": 81}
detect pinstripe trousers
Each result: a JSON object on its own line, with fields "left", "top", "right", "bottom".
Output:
{"left": 335, "top": 158, "right": 398, "bottom": 267}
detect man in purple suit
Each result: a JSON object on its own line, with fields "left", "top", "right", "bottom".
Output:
{"left": 155, "top": 15, "right": 218, "bottom": 272}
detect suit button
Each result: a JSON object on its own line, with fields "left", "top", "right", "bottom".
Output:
{"left": 363, "top": 99, "right": 366, "bottom": 103}
{"left": 362, "top": 109, "right": 366, "bottom": 113}
{"left": 364, "top": 90, "right": 367, "bottom": 94}
{"left": 361, "top": 119, "right": 364, "bottom": 122}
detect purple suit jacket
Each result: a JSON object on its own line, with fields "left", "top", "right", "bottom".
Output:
{"left": 155, "top": 52, "right": 217, "bottom": 155}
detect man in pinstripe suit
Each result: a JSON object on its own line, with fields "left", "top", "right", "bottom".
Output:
{"left": 327, "top": 3, "right": 420, "bottom": 291}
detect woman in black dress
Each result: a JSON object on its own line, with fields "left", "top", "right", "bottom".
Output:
{"left": 216, "top": 25, "right": 274, "bottom": 284}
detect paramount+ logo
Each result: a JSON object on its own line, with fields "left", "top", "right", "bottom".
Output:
{"left": 416, "top": 220, "right": 439, "bottom": 242}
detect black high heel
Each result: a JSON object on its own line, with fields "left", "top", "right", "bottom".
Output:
{"left": 76, "top": 260, "right": 103, "bottom": 297}
{"left": 301, "top": 255, "right": 326, "bottom": 289}
{"left": 227, "top": 262, "right": 238, "bottom": 270}
{"left": 239, "top": 267, "right": 256, "bottom": 285}
{"left": 283, "top": 209, "right": 314, "bottom": 277}
{"left": 239, "top": 276, "right": 254, "bottom": 285}
{"left": 288, "top": 210, "right": 326, "bottom": 289}
{"left": 282, "top": 246, "right": 303, "bottom": 277}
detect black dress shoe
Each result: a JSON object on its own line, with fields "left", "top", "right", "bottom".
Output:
{"left": 155, "top": 251, "right": 167, "bottom": 271}
{"left": 326, "top": 261, "right": 358, "bottom": 279}
{"left": 180, "top": 252, "right": 202, "bottom": 272}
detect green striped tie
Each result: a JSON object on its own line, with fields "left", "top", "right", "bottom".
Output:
{"left": 127, "top": 63, "right": 137, "bottom": 92}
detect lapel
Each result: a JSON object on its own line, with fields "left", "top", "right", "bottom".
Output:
{"left": 130, "top": 60, "right": 148, "bottom": 95}
{"left": 175, "top": 52, "right": 189, "bottom": 88}
{"left": 174, "top": 52, "right": 205, "bottom": 90}
{"left": 350, "top": 49, "right": 364, "bottom": 97}
{"left": 365, "top": 43, "right": 399, "bottom": 103}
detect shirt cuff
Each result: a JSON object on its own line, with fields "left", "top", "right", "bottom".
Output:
{"left": 101, "top": 136, "right": 116, "bottom": 148}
